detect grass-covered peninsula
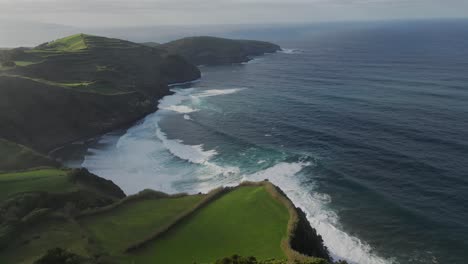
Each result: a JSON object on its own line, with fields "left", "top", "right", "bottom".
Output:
{"left": 0, "top": 163, "right": 331, "bottom": 264}
{"left": 0, "top": 34, "right": 340, "bottom": 264}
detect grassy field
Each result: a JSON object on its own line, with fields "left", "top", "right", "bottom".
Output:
{"left": 81, "top": 195, "right": 205, "bottom": 254}
{"left": 0, "top": 169, "right": 74, "bottom": 202}
{"left": 44, "top": 34, "right": 88, "bottom": 52}
{"left": 128, "top": 186, "right": 290, "bottom": 264}
{"left": 14, "top": 60, "right": 43, "bottom": 67}
{"left": 0, "top": 182, "right": 325, "bottom": 264}
{"left": 0, "top": 218, "right": 88, "bottom": 264}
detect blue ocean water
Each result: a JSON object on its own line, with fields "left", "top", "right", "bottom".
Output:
{"left": 79, "top": 21, "right": 468, "bottom": 264}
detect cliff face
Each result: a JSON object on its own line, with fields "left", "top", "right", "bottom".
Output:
{"left": 0, "top": 76, "right": 155, "bottom": 152}
{"left": 161, "top": 36, "right": 281, "bottom": 65}
{"left": 0, "top": 34, "right": 201, "bottom": 152}
{"left": 69, "top": 168, "right": 126, "bottom": 199}
{"left": 0, "top": 34, "right": 281, "bottom": 153}
{"left": 291, "top": 208, "right": 330, "bottom": 261}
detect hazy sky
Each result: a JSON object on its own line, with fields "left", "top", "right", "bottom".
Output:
{"left": 1, "top": 0, "right": 468, "bottom": 27}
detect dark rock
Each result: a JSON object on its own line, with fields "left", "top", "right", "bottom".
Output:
{"left": 291, "top": 208, "right": 331, "bottom": 261}
{"left": 69, "top": 168, "right": 126, "bottom": 199}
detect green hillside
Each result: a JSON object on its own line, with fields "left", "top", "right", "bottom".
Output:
{"left": 42, "top": 34, "right": 88, "bottom": 52}
{"left": 0, "top": 34, "right": 200, "bottom": 153}
{"left": 128, "top": 186, "right": 290, "bottom": 263}
{"left": 0, "top": 182, "right": 330, "bottom": 264}
{"left": 0, "top": 218, "right": 89, "bottom": 264}
{"left": 0, "top": 169, "right": 71, "bottom": 202}
{"left": 0, "top": 139, "right": 58, "bottom": 172}
{"left": 81, "top": 194, "right": 205, "bottom": 254}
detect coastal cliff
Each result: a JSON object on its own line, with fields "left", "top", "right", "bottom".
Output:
{"left": 0, "top": 34, "right": 200, "bottom": 153}
{"left": 0, "top": 34, "right": 279, "bottom": 153}
{"left": 0, "top": 169, "right": 333, "bottom": 263}
{"left": 161, "top": 36, "right": 281, "bottom": 65}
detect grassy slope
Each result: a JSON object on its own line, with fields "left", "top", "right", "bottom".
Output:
{"left": 0, "top": 183, "right": 327, "bottom": 264}
{"left": 0, "top": 33, "right": 200, "bottom": 153}
{"left": 0, "top": 168, "right": 126, "bottom": 263}
{"left": 0, "top": 139, "right": 57, "bottom": 172}
{"left": 3, "top": 34, "right": 126, "bottom": 95}
{"left": 1, "top": 34, "right": 174, "bottom": 95}
{"left": 0, "top": 169, "right": 73, "bottom": 202}
{"left": 81, "top": 195, "right": 204, "bottom": 254}
{"left": 44, "top": 34, "right": 87, "bottom": 52}
{"left": 0, "top": 218, "right": 88, "bottom": 264}
{"left": 0, "top": 194, "right": 205, "bottom": 264}
{"left": 129, "top": 186, "right": 290, "bottom": 264}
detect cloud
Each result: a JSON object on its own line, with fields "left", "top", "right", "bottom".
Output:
{"left": 0, "top": 0, "right": 467, "bottom": 27}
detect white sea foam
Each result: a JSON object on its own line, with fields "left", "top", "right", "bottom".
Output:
{"left": 82, "top": 124, "right": 189, "bottom": 194}
{"left": 280, "top": 48, "right": 302, "bottom": 54}
{"left": 183, "top": 114, "right": 192, "bottom": 120}
{"left": 158, "top": 90, "right": 189, "bottom": 107}
{"left": 155, "top": 128, "right": 217, "bottom": 164}
{"left": 158, "top": 88, "right": 245, "bottom": 114}
{"left": 244, "top": 162, "right": 390, "bottom": 264}
{"left": 82, "top": 85, "right": 391, "bottom": 264}
{"left": 161, "top": 105, "right": 198, "bottom": 114}
{"left": 155, "top": 126, "right": 240, "bottom": 187}
{"left": 194, "top": 88, "right": 245, "bottom": 98}
{"left": 158, "top": 88, "right": 197, "bottom": 113}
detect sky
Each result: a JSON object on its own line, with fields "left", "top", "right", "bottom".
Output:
{"left": 1, "top": 0, "right": 468, "bottom": 27}
{"left": 1, "top": 0, "right": 468, "bottom": 47}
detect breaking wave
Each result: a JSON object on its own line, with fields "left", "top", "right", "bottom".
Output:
{"left": 82, "top": 86, "right": 390, "bottom": 264}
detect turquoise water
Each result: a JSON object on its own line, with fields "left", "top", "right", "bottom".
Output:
{"left": 79, "top": 21, "right": 468, "bottom": 264}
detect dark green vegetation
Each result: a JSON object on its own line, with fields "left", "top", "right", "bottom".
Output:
{"left": 0, "top": 33, "right": 200, "bottom": 152}
{"left": 161, "top": 36, "right": 281, "bottom": 65}
{"left": 34, "top": 248, "right": 93, "bottom": 264}
{"left": 0, "top": 168, "right": 125, "bottom": 262}
{"left": 0, "top": 139, "right": 58, "bottom": 171}
{"left": 140, "top": 42, "right": 160, "bottom": 48}
{"left": 213, "top": 255, "right": 332, "bottom": 264}
{"left": 0, "top": 169, "right": 71, "bottom": 201}
{"left": 0, "top": 177, "right": 331, "bottom": 264}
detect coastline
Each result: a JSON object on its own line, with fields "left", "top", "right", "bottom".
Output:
{"left": 48, "top": 50, "right": 375, "bottom": 264}
{"left": 71, "top": 60, "right": 394, "bottom": 264}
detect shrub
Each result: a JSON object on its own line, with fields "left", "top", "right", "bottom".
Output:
{"left": 214, "top": 255, "right": 258, "bottom": 264}
{"left": 1, "top": 60, "right": 15, "bottom": 67}
{"left": 212, "top": 255, "right": 333, "bottom": 264}
{"left": 34, "top": 248, "right": 88, "bottom": 264}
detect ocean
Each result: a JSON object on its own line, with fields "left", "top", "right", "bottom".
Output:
{"left": 60, "top": 20, "right": 468, "bottom": 264}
